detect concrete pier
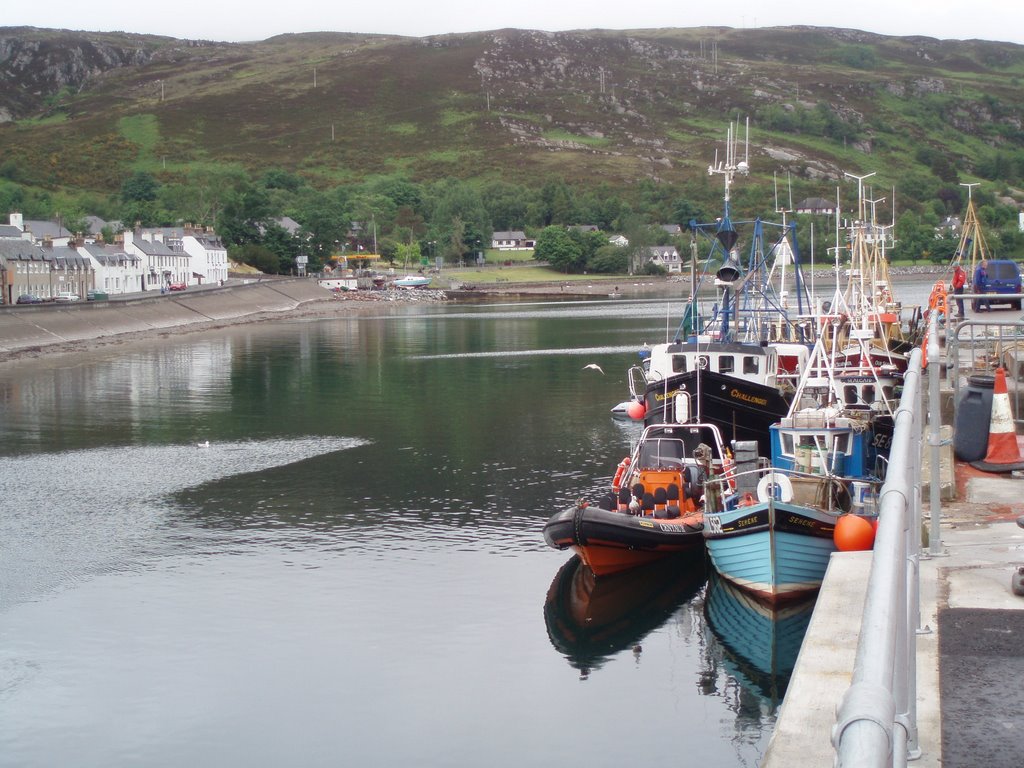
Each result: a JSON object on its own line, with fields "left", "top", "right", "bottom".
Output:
{"left": 763, "top": 465, "right": 1024, "bottom": 767}
{"left": 0, "top": 279, "right": 331, "bottom": 354}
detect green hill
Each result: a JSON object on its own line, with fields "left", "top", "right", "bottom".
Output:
{"left": 1, "top": 24, "right": 1022, "bottom": 263}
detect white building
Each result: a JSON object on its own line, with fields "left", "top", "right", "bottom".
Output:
{"left": 491, "top": 231, "right": 533, "bottom": 250}
{"left": 182, "top": 232, "right": 228, "bottom": 285}
{"left": 644, "top": 245, "right": 683, "bottom": 273}
{"left": 78, "top": 243, "right": 144, "bottom": 294}
{"left": 123, "top": 230, "right": 188, "bottom": 290}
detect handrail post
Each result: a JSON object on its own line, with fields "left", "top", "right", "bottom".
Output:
{"left": 926, "top": 311, "right": 944, "bottom": 556}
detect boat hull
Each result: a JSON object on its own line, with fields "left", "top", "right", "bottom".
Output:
{"left": 543, "top": 505, "right": 704, "bottom": 576}
{"left": 703, "top": 499, "right": 837, "bottom": 603}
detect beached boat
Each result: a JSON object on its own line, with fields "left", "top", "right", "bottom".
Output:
{"left": 393, "top": 274, "right": 431, "bottom": 288}
{"left": 543, "top": 421, "right": 730, "bottom": 575}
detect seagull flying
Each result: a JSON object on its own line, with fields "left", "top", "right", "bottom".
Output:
{"left": 582, "top": 363, "right": 605, "bottom": 374}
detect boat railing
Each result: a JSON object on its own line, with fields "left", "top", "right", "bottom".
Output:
{"left": 627, "top": 364, "right": 648, "bottom": 400}
{"left": 703, "top": 465, "right": 878, "bottom": 516}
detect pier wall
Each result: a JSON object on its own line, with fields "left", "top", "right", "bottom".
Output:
{"left": 0, "top": 279, "right": 330, "bottom": 354}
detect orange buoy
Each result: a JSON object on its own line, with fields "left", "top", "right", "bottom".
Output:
{"left": 626, "top": 400, "right": 646, "bottom": 420}
{"left": 834, "top": 514, "right": 876, "bottom": 551}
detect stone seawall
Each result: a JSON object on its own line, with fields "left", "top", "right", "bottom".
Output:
{"left": 0, "top": 279, "right": 331, "bottom": 354}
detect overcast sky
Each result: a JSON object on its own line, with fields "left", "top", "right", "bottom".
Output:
{"left": 6, "top": 1, "right": 1023, "bottom": 45}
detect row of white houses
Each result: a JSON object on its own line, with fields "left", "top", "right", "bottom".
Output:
{"left": 0, "top": 213, "right": 228, "bottom": 304}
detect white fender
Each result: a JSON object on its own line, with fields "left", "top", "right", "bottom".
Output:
{"left": 756, "top": 472, "right": 794, "bottom": 503}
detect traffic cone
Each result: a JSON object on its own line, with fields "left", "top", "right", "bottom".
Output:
{"left": 971, "top": 367, "right": 1024, "bottom": 472}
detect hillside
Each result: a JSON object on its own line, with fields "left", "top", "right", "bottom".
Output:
{"left": 1, "top": 25, "right": 1023, "bottom": 213}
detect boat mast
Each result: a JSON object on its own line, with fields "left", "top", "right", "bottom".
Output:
{"left": 708, "top": 118, "right": 750, "bottom": 342}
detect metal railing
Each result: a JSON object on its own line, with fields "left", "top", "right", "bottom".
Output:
{"left": 946, "top": 310, "right": 1024, "bottom": 428}
{"left": 832, "top": 338, "right": 926, "bottom": 766}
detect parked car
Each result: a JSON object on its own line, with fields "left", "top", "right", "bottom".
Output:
{"left": 55, "top": 291, "right": 81, "bottom": 302}
{"left": 87, "top": 289, "right": 109, "bottom": 301}
{"left": 973, "top": 259, "right": 1022, "bottom": 311}
{"left": 168, "top": 282, "right": 187, "bottom": 292}
{"left": 16, "top": 293, "right": 43, "bottom": 304}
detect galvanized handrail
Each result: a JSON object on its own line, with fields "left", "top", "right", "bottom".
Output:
{"left": 832, "top": 335, "right": 927, "bottom": 766}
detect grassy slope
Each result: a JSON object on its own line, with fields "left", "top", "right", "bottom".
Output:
{"left": 0, "top": 26, "right": 1021, "bottom": 211}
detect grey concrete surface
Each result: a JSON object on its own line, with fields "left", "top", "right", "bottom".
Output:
{"left": 0, "top": 279, "right": 331, "bottom": 354}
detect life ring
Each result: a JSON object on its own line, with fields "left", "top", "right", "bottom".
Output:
{"left": 756, "top": 472, "right": 794, "bottom": 503}
{"left": 611, "top": 457, "right": 631, "bottom": 492}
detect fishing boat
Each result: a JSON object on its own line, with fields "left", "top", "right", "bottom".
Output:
{"left": 393, "top": 274, "right": 431, "bottom": 288}
{"left": 613, "top": 123, "right": 814, "bottom": 455}
{"left": 543, "top": 420, "right": 730, "bottom": 575}
{"left": 700, "top": 329, "right": 886, "bottom": 603}
{"left": 544, "top": 554, "right": 705, "bottom": 675}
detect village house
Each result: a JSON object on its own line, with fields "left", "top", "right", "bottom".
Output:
{"left": 644, "top": 245, "right": 683, "bottom": 273}
{"left": 491, "top": 230, "right": 533, "bottom": 250}
{"left": 182, "top": 231, "right": 229, "bottom": 285}
{"left": 44, "top": 243, "right": 96, "bottom": 298}
{"left": 795, "top": 197, "right": 837, "bottom": 216}
{"left": 123, "top": 229, "right": 187, "bottom": 290}
{"left": 21, "top": 216, "right": 73, "bottom": 247}
{"left": 78, "top": 242, "right": 144, "bottom": 294}
{"left": 608, "top": 234, "right": 629, "bottom": 247}
{"left": 659, "top": 224, "right": 684, "bottom": 237}
{"left": 0, "top": 239, "right": 51, "bottom": 304}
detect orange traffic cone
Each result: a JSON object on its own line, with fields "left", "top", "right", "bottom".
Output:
{"left": 971, "top": 367, "right": 1024, "bottom": 472}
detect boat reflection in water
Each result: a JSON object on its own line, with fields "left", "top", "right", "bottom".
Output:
{"left": 701, "top": 572, "right": 816, "bottom": 720}
{"left": 543, "top": 554, "right": 705, "bottom": 678}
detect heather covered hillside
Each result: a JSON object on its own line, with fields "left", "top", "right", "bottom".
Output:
{"left": 1, "top": 25, "right": 1023, "bottom": 269}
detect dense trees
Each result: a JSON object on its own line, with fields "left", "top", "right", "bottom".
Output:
{"left": 4, "top": 158, "right": 1023, "bottom": 276}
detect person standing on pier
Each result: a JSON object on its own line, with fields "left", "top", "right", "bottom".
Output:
{"left": 951, "top": 263, "right": 967, "bottom": 317}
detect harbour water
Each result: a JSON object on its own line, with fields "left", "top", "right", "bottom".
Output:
{"left": 0, "top": 284, "right": 934, "bottom": 766}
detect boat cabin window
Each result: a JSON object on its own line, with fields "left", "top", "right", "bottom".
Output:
{"left": 780, "top": 430, "right": 853, "bottom": 458}
{"left": 743, "top": 356, "right": 759, "bottom": 374}
{"left": 638, "top": 438, "right": 686, "bottom": 469}
{"left": 672, "top": 355, "right": 687, "bottom": 374}
{"left": 844, "top": 384, "right": 875, "bottom": 407}
{"left": 718, "top": 355, "right": 735, "bottom": 374}
{"left": 641, "top": 427, "right": 723, "bottom": 465}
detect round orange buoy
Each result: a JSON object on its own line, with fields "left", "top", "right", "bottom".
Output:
{"left": 626, "top": 400, "right": 646, "bottom": 420}
{"left": 834, "top": 514, "right": 876, "bottom": 551}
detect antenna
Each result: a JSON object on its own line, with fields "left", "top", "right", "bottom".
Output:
{"left": 707, "top": 119, "right": 750, "bottom": 203}
{"left": 843, "top": 171, "right": 876, "bottom": 221}
{"left": 960, "top": 181, "right": 979, "bottom": 202}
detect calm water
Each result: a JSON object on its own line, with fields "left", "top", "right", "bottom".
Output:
{"left": 0, "top": 291, "right": 843, "bottom": 767}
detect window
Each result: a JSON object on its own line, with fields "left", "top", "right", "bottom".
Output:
{"left": 672, "top": 355, "right": 687, "bottom": 374}
{"left": 718, "top": 355, "right": 735, "bottom": 373}
{"left": 743, "top": 356, "right": 759, "bottom": 374}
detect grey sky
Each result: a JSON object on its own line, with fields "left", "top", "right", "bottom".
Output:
{"left": 5, "top": 1, "right": 1023, "bottom": 45}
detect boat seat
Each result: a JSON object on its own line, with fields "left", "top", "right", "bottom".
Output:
{"left": 653, "top": 487, "right": 668, "bottom": 517}
{"left": 665, "top": 484, "right": 681, "bottom": 519}
{"left": 617, "top": 486, "right": 632, "bottom": 512}
{"left": 641, "top": 492, "right": 656, "bottom": 517}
